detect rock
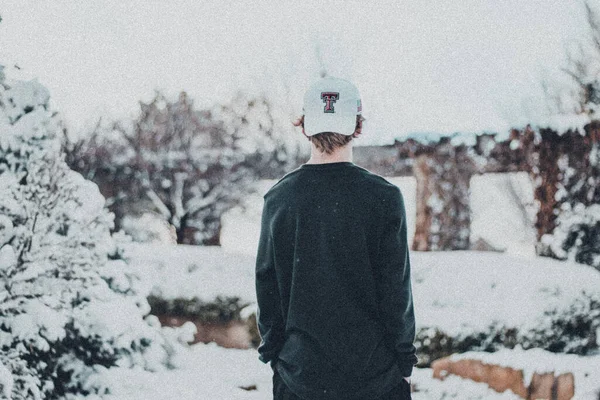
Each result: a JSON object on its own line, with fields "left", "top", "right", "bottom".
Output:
{"left": 555, "top": 373, "right": 575, "bottom": 400}
{"left": 529, "top": 372, "right": 554, "bottom": 399}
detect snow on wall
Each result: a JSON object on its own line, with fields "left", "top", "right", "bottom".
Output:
{"left": 469, "top": 172, "right": 537, "bottom": 257}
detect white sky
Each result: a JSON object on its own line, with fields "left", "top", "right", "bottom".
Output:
{"left": 0, "top": 0, "right": 591, "bottom": 145}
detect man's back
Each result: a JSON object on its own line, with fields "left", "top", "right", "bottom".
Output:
{"left": 255, "top": 161, "right": 417, "bottom": 400}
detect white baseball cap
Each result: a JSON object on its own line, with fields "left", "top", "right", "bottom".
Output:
{"left": 302, "top": 76, "right": 362, "bottom": 136}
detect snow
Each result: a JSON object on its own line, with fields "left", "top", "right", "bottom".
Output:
{"left": 541, "top": 203, "right": 600, "bottom": 264}
{"left": 450, "top": 348, "right": 600, "bottom": 399}
{"left": 123, "top": 243, "right": 257, "bottom": 305}
{"left": 0, "top": 63, "right": 189, "bottom": 399}
{"left": 402, "top": 131, "right": 482, "bottom": 147}
{"left": 121, "top": 213, "right": 177, "bottom": 244}
{"left": 0, "top": 245, "right": 17, "bottom": 270}
{"left": 412, "top": 251, "right": 600, "bottom": 335}
{"left": 410, "top": 367, "right": 523, "bottom": 400}
{"left": 0, "top": 215, "right": 14, "bottom": 246}
{"left": 75, "top": 341, "right": 538, "bottom": 400}
{"left": 86, "top": 343, "right": 273, "bottom": 400}
{"left": 220, "top": 180, "right": 277, "bottom": 255}
{"left": 10, "top": 300, "right": 68, "bottom": 344}
{"left": 117, "top": 242, "right": 600, "bottom": 399}
{"left": 71, "top": 341, "right": 599, "bottom": 399}
{"left": 529, "top": 113, "right": 592, "bottom": 136}
{"left": 127, "top": 239, "right": 600, "bottom": 342}
{"left": 469, "top": 172, "right": 537, "bottom": 257}
{"left": 0, "top": 361, "right": 13, "bottom": 399}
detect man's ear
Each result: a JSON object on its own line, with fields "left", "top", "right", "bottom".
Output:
{"left": 302, "top": 128, "right": 310, "bottom": 140}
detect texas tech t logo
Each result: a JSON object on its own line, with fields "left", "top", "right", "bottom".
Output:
{"left": 321, "top": 92, "right": 339, "bottom": 113}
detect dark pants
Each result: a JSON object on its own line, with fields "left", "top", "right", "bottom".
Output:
{"left": 272, "top": 367, "right": 412, "bottom": 400}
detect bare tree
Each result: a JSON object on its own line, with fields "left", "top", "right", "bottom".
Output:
{"left": 558, "top": 1, "right": 600, "bottom": 117}
{"left": 66, "top": 90, "right": 293, "bottom": 245}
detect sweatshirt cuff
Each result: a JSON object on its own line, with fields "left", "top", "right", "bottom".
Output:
{"left": 258, "top": 350, "right": 280, "bottom": 365}
{"left": 398, "top": 354, "right": 418, "bottom": 377}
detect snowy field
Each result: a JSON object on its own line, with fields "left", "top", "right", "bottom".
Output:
{"left": 118, "top": 174, "right": 600, "bottom": 399}
{"left": 121, "top": 245, "right": 600, "bottom": 398}
{"left": 94, "top": 342, "right": 578, "bottom": 400}
{"left": 125, "top": 243, "right": 600, "bottom": 340}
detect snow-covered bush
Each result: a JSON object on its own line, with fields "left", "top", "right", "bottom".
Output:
{"left": 0, "top": 65, "right": 189, "bottom": 399}
{"left": 120, "top": 213, "right": 177, "bottom": 244}
{"left": 147, "top": 295, "right": 251, "bottom": 324}
{"left": 540, "top": 203, "right": 600, "bottom": 271}
{"left": 411, "top": 251, "right": 600, "bottom": 366}
{"left": 531, "top": 134, "right": 600, "bottom": 271}
{"left": 415, "top": 291, "right": 600, "bottom": 366}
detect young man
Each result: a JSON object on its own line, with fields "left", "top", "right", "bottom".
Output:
{"left": 255, "top": 76, "right": 417, "bottom": 400}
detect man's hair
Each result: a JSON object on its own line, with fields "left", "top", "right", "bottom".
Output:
{"left": 292, "top": 115, "right": 365, "bottom": 155}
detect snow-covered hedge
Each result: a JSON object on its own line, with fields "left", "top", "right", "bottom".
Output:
{"left": 416, "top": 291, "right": 600, "bottom": 365}
{"left": 123, "top": 241, "right": 600, "bottom": 370}
{"left": 540, "top": 203, "right": 600, "bottom": 272}
{"left": 147, "top": 295, "right": 251, "bottom": 323}
{"left": 413, "top": 252, "right": 600, "bottom": 366}
{"left": 0, "top": 65, "right": 190, "bottom": 399}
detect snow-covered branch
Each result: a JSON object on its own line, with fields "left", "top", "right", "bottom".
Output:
{"left": 145, "top": 187, "right": 171, "bottom": 221}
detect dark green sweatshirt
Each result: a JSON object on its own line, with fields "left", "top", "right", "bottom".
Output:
{"left": 255, "top": 161, "right": 417, "bottom": 400}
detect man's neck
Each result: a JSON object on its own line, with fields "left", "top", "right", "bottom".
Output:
{"left": 306, "top": 143, "right": 353, "bottom": 164}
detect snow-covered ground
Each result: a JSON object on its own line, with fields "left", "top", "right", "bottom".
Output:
{"left": 125, "top": 244, "right": 600, "bottom": 338}
{"left": 119, "top": 173, "right": 600, "bottom": 399}
{"left": 411, "top": 250, "right": 600, "bottom": 335}
{"left": 96, "top": 342, "right": 599, "bottom": 399}
{"left": 469, "top": 172, "right": 537, "bottom": 257}
{"left": 122, "top": 243, "right": 600, "bottom": 399}
{"left": 90, "top": 341, "right": 535, "bottom": 400}
{"left": 125, "top": 243, "right": 256, "bottom": 305}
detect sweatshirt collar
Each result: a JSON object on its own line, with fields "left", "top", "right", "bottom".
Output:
{"left": 300, "top": 161, "right": 355, "bottom": 170}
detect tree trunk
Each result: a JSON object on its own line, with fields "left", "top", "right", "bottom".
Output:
{"left": 413, "top": 154, "right": 433, "bottom": 251}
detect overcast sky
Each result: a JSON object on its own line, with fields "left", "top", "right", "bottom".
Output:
{"left": 0, "top": 0, "right": 591, "bottom": 145}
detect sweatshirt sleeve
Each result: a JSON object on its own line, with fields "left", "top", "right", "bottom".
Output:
{"left": 255, "top": 196, "right": 285, "bottom": 365}
{"left": 375, "top": 187, "right": 418, "bottom": 377}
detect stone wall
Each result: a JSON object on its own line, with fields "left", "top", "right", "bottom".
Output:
{"left": 432, "top": 356, "right": 576, "bottom": 400}
{"left": 353, "top": 122, "right": 599, "bottom": 259}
